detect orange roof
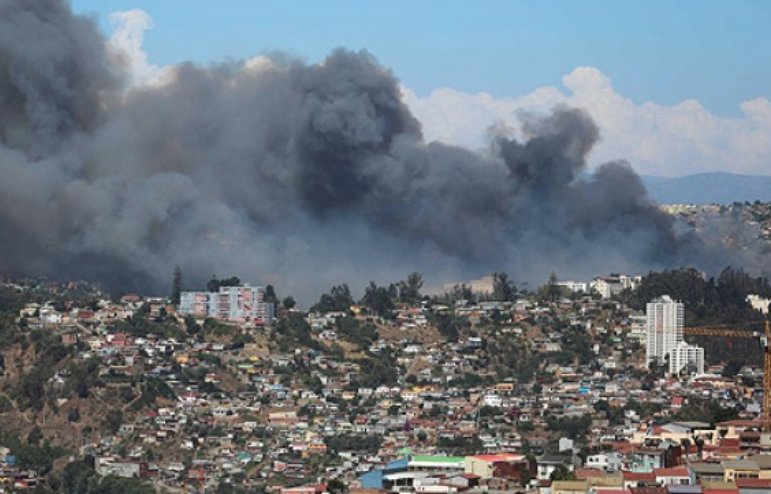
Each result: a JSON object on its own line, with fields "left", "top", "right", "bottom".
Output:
{"left": 469, "top": 453, "right": 525, "bottom": 463}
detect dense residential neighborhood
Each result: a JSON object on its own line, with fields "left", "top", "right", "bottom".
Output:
{"left": 0, "top": 268, "right": 770, "bottom": 493}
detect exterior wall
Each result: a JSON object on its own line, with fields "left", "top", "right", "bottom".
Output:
{"left": 630, "top": 451, "right": 666, "bottom": 472}
{"left": 669, "top": 342, "right": 705, "bottom": 375}
{"left": 95, "top": 459, "right": 144, "bottom": 478}
{"left": 359, "top": 469, "right": 385, "bottom": 489}
{"left": 537, "top": 463, "right": 570, "bottom": 480}
{"left": 725, "top": 468, "right": 760, "bottom": 482}
{"left": 179, "top": 284, "right": 274, "bottom": 324}
{"left": 646, "top": 295, "right": 684, "bottom": 366}
{"left": 657, "top": 475, "right": 691, "bottom": 486}
{"left": 591, "top": 275, "right": 641, "bottom": 299}
{"left": 552, "top": 481, "right": 589, "bottom": 494}
{"left": 747, "top": 295, "right": 771, "bottom": 315}
{"left": 465, "top": 458, "right": 493, "bottom": 478}
{"left": 586, "top": 453, "right": 623, "bottom": 472}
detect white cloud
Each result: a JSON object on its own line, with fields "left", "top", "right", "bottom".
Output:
{"left": 107, "top": 9, "right": 170, "bottom": 87}
{"left": 403, "top": 66, "right": 771, "bottom": 177}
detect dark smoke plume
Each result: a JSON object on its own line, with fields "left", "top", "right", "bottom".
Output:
{"left": 0, "top": 0, "right": 765, "bottom": 301}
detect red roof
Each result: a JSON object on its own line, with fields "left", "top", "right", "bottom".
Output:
{"left": 654, "top": 467, "right": 690, "bottom": 477}
{"left": 187, "top": 469, "right": 206, "bottom": 480}
{"left": 736, "top": 479, "right": 771, "bottom": 488}
{"left": 630, "top": 488, "right": 667, "bottom": 494}
{"left": 719, "top": 438, "right": 740, "bottom": 448}
{"left": 624, "top": 471, "right": 657, "bottom": 481}
{"left": 717, "top": 419, "right": 761, "bottom": 427}
{"left": 610, "top": 442, "right": 636, "bottom": 454}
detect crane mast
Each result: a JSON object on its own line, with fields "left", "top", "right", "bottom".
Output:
{"left": 765, "top": 319, "right": 771, "bottom": 433}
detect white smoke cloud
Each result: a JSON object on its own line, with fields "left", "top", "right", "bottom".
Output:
{"left": 107, "top": 8, "right": 170, "bottom": 87}
{"left": 402, "top": 67, "right": 771, "bottom": 177}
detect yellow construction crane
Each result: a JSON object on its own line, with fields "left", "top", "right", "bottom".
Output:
{"left": 683, "top": 319, "right": 771, "bottom": 432}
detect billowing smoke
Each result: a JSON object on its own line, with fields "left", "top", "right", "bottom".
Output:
{"left": 0, "top": 0, "right": 764, "bottom": 302}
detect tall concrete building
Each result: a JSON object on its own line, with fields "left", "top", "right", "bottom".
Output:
{"left": 179, "top": 283, "right": 274, "bottom": 325}
{"left": 646, "top": 295, "right": 684, "bottom": 366}
{"left": 645, "top": 295, "right": 704, "bottom": 375}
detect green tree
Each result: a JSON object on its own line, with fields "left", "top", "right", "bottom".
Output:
{"left": 60, "top": 461, "right": 97, "bottom": 493}
{"left": 282, "top": 296, "right": 296, "bottom": 310}
{"left": 328, "top": 479, "right": 347, "bottom": 494}
{"left": 264, "top": 285, "right": 279, "bottom": 306}
{"left": 103, "top": 409, "right": 123, "bottom": 434}
{"left": 207, "top": 276, "right": 241, "bottom": 292}
{"left": 493, "top": 272, "right": 517, "bottom": 302}
{"left": 184, "top": 314, "right": 200, "bottom": 335}
{"left": 430, "top": 313, "right": 467, "bottom": 342}
{"left": 398, "top": 272, "right": 424, "bottom": 304}
{"left": 313, "top": 284, "right": 354, "bottom": 312}
{"left": 437, "top": 435, "right": 484, "bottom": 455}
{"left": 361, "top": 282, "right": 395, "bottom": 317}
{"left": 27, "top": 426, "right": 43, "bottom": 446}
{"left": 537, "top": 272, "right": 567, "bottom": 302}
{"left": 550, "top": 464, "right": 577, "bottom": 481}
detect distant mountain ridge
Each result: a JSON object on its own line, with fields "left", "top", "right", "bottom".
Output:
{"left": 641, "top": 172, "right": 771, "bottom": 205}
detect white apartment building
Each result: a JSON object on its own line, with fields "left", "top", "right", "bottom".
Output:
{"left": 747, "top": 294, "right": 771, "bottom": 315}
{"left": 591, "top": 274, "right": 641, "bottom": 299}
{"left": 645, "top": 295, "right": 684, "bottom": 366}
{"left": 179, "top": 283, "right": 274, "bottom": 324}
{"left": 668, "top": 341, "right": 705, "bottom": 375}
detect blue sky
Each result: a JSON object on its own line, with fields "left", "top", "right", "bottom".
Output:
{"left": 72, "top": 0, "right": 771, "bottom": 117}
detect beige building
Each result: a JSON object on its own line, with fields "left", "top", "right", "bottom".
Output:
{"left": 551, "top": 480, "right": 589, "bottom": 494}
{"left": 464, "top": 453, "right": 526, "bottom": 479}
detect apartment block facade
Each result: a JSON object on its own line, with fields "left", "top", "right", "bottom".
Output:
{"left": 646, "top": 295, "right": 684, "bottom": 366}
{"left": 179, "top": 284, "right": 274, "bottom": 325}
